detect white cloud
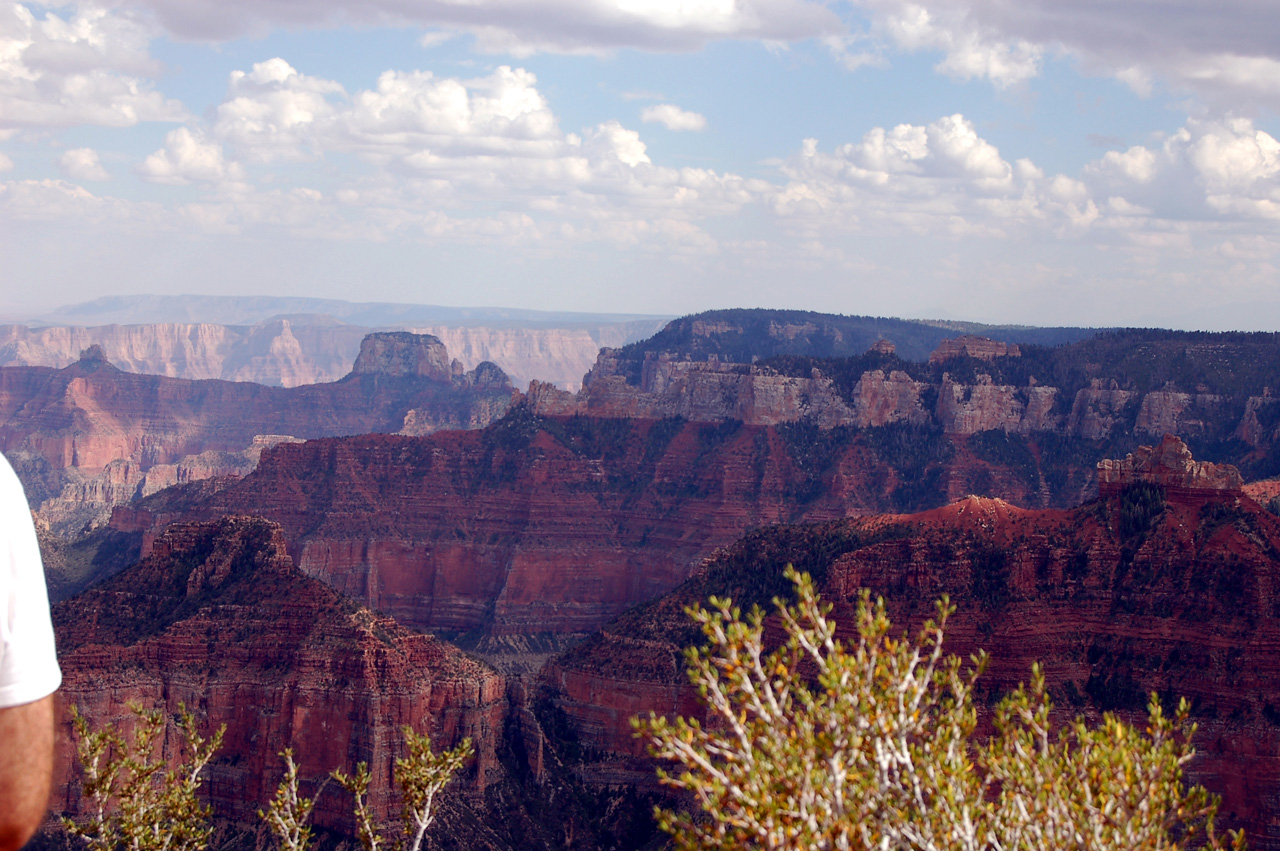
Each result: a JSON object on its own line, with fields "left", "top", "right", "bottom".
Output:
{"left": 0, "top": 3, "right": 186, "bottom": 128}
{"left": 851, "top": 0, "right": 1280, "bottom": 108}
{"left": 76, "top": 60, "right": 761, "bottom": 251}
{"left": 0, "top": 151, "right": 11, "bottom": 171}
{"left": 0, "top": 176, "right": 167, "bottom": 225}
{"left": 97, "top": 0, "right": 840, "bottom": 53}
{"left": 138, "top": 127, "right": 245, "bottom": 186}
{"left": 856, "top": 0, "right": 1042, "bottom": 88}
{"left": 1082, "top": 118, "right": 1280, "bottom": 222}
{"left": 641, "top": 103, "right": 706, "bottom": 132}
{"left": 215, "top": 58, "right": 344, "bottom": 162}
{"left": 58, "top": 147, "right": 109, "bottom": 180}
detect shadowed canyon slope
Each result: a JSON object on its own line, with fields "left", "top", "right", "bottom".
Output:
{"left": 546, "top": 440, "right": 1280, "bottom": 847}
{"left": 2, "top": 333, "right": 514, "bottom": 532}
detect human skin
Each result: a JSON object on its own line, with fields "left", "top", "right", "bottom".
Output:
{"left": 0, "top": 693, "right": 55, "bottom": 851}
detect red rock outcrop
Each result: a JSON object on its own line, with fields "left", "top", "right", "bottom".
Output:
{"left": 53, "top": 515, "right": 507, "bottom": 832}
{"left": 1097, "top": 434, "right": 1244, "bottom": 498}
{"left": 928, "top": 335, "right": 1021, "bottom": 364}
{"left": 547, "top": 482, "right": 1280, "bottom": 847}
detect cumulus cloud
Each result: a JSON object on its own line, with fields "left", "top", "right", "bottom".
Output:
{"left": 641, "top": 103, "right": 707, "bottom": 132}
{"left": 205, "top": 59, "right": 757, "bottom": 222}
{"left": 214, "top": 58, "right": 344, "bottom": 162}
{"left": 766, "top": 112, "right": 1280, "bottom": 270}
{"left": 1083, "top": 118, "right": 1280, "bottom": 221}
{"left": 92, "top": 59, "right": 762, "bottom": 250}
{"left": 96, "top": 0, "right": 839, "bottom": 53}
{"left": 58, "top": 147, "right": 110, "bottom": 180}
{"left": 0, "top": 3, "right": 186, "bottom": 128}
{"left": 138, "top": 127, "right": 245, "bottom": 186}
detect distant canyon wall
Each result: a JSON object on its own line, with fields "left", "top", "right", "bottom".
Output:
{"left": 527, "top": 351, "right": 1272, "bottom": 445}
{"left": 0, "top": 318, "right": 667, "bottom": 391}
{"left": 2, "top": 333, "right": 516, "bottom": 533}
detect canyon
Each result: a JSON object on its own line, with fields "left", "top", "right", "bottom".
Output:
{"left": 53, "top": 515, "right": 508, "bottom": 834}
{"left": 51, "top": 514, "right": 667, "bottom": 851}
{"left": 27, "top": 307, "right": 1280, "bottom": 851}
{"left": 531, "top": 315, "right": 1280, "bottom": 466}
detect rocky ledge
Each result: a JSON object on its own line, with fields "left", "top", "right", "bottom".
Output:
{"left": 1096, "top": 433, "right": 1244, "bottom": 498}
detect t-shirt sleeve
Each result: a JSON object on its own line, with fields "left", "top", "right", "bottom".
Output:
{"left": 0, "top": 455, "right": 62, "bottom": 708}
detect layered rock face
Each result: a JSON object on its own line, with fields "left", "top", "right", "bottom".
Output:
{"left": 526, "top": 323, "right": 1280, "bottom": 503}
{"left": 412, "top": 322, "right": 666, "bottom": 392}
{"left": 1, "top": 334, "right": 514, "bottom": 531}
{"left": 108, "top": 412, "right": 971, "bottom": 637}
{"left": 53, "top": 515, "right": 507, "bottom": 832}
{"left": 0, "top": 320, "right": 368, "bottom": 387}
{"left": 546, "top": 460, "right": 1280, "bottom": 847}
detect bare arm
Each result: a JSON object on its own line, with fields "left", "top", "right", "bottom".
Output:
{"left": 0, "top": 693, "right": 54, "bottom": 851}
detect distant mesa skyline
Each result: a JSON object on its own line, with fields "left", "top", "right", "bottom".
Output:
{"left": 2, "top": 1, "right": 1280, "bottom": 330}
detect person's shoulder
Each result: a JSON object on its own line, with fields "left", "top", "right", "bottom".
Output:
{"left": 0, "top": 455, "right": 30, "bottom": 513}
{"left": 0, "top": 454, "right": 21, "bottom": 491}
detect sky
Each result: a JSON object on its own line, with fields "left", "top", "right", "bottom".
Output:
{"left": 3, "top": 1, "right": 1280, "bottom": 329}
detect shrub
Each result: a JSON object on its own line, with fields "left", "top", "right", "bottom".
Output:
{"left": 634, "top": 567, "right": 1245, "bottom": 851}
{"left": 63, "top": 703, "right": 224, "bottom": 851}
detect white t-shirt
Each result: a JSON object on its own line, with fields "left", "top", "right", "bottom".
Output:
{"left": 0, "top": 453, "right": 61, "bottom": 708}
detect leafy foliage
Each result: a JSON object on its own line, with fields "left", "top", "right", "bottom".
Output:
{"left": 635, "top": 568, "right": 1246, "bottom": 851}
{"left": 63, "top": 704, "right": 225, "bottom": 851}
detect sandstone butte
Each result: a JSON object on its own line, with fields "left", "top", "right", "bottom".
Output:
{"left": 0, "top": 332, "right": 515, "bottom": 531}
{"left": 544, "top": 439, "right": 1280, "bottom": 849}
{"left": 52, "top": 515, "right": 509, "bottom": 838}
